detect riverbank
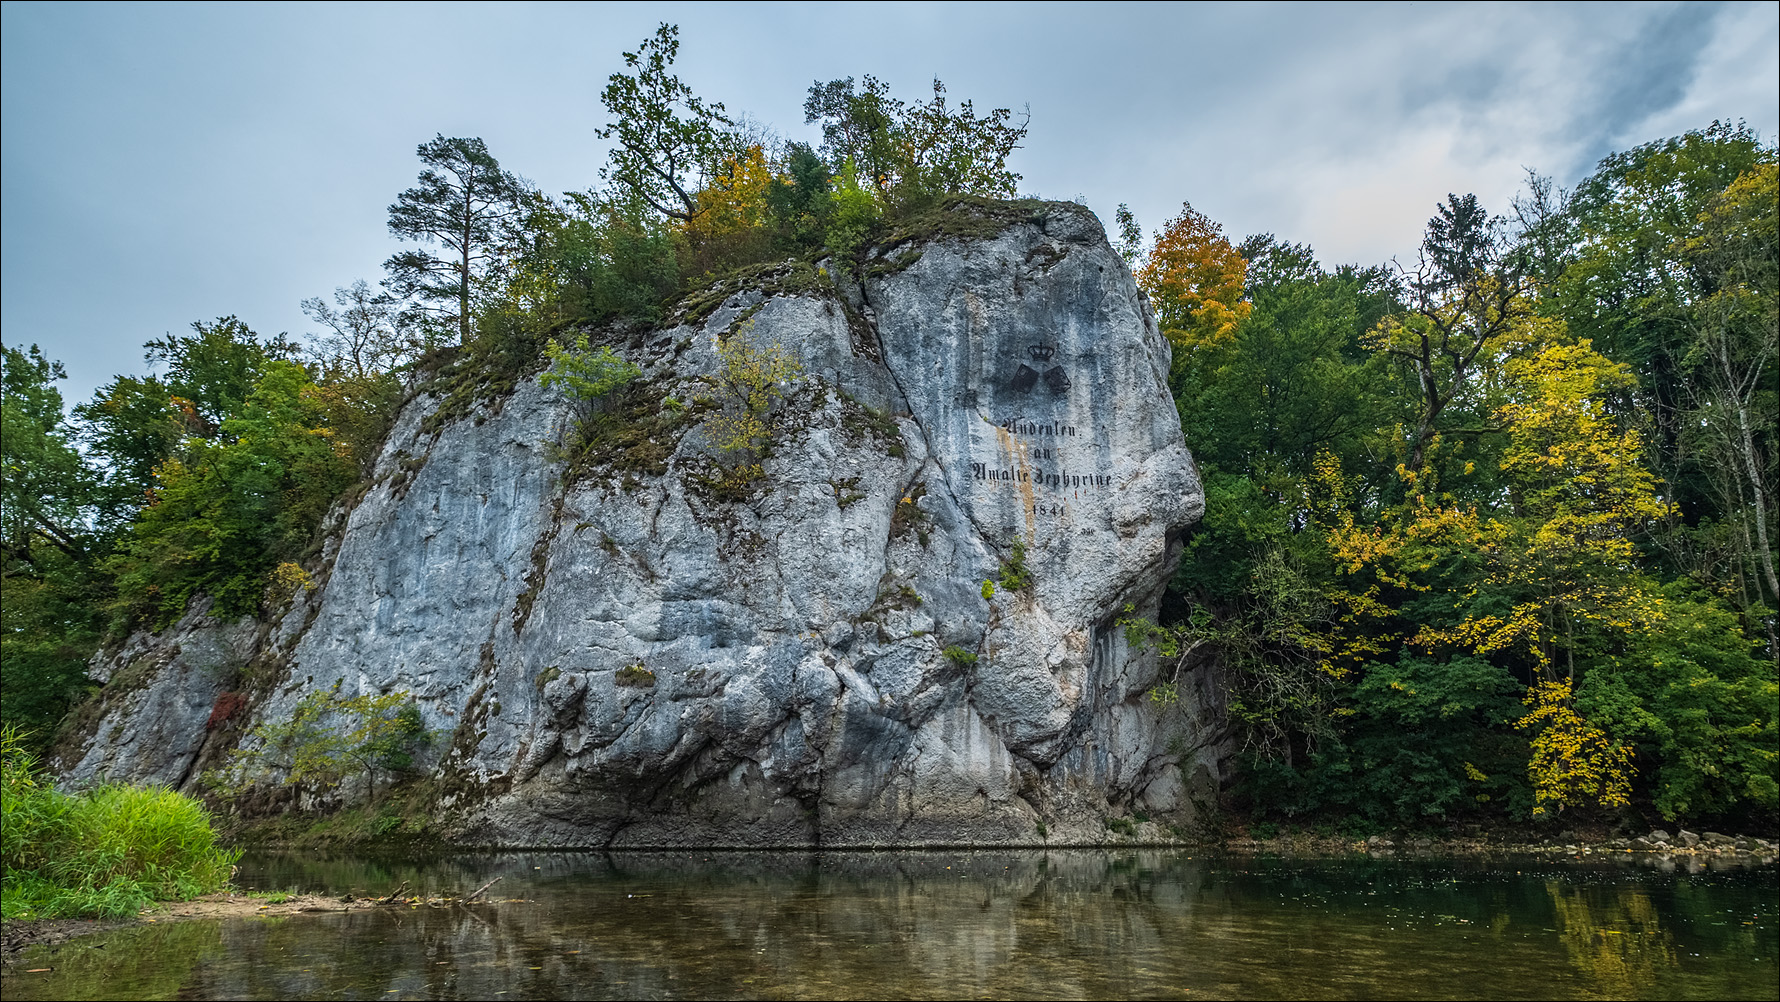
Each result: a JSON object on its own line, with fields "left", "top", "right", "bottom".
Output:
{"left": 1223, "top": 824, "right": 1780, "bottom": 860}
{"left": 0, "top": 895, "right": 333, "bottom": 963}
{"left": 1, "top": 878, "right": 519, "bottom": 963}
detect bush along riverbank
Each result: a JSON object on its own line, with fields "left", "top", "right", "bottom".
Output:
{"left": 1, "top": 729, "right": 238, "bottom": 921}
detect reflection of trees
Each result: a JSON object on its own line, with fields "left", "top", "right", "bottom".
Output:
{"left": 6, "top": 920, "right": 221, "bottom": 1001}
{"left": 1547, "top": 881, "right": 1677, "bottom": 995}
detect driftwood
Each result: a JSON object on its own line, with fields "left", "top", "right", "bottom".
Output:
{"left": 374, "top": 881, "right": 410, "bottom": 905}
{"left": 463, "top": 876, "right": 502, "bottom": 903}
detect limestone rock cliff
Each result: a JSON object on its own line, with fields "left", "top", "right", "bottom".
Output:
{"left": 55, "top": 200, "right": 1223, "bottom": 846}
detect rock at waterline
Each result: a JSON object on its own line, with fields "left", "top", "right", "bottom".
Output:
{"left": 54, "top": 200, "right": 1214, "bottom": 847}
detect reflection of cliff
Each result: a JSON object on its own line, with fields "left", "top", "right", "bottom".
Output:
{"left": 1547, "top": 881, "right": 1677, "bottom": 994}
{"left": 240, "top": 851, "right": 1207, "bottom": 1001}
{"left": 55, "top": 200, "right": 1212, "bottom": 847}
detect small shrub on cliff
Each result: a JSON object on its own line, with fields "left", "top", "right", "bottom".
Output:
{"left": 223, "top": 683, "right": 431, "bottom": 806}
{"left": 541, "top": 334, "right": 643, "bottom": 455}
{"left": 996, "top": 539, "right": 1033, "bottom": 593}
{"left": 542, "top": 335, "right": 642, "bottom": 415}
{"left": 942, "top": 646, "right": 978, "bottom": 668}
{"left": 699, "top": 321, "right": 803, "bottom": 488}
{"left": 616, "top": 663, "right": 657, "bottom": 688}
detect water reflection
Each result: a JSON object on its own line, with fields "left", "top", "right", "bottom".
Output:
{"left": 1549, "top": 882, "right": 1677, "bottom": 995}
{"left": 5, "top": 851, "right": 1774, "bottom": 1001}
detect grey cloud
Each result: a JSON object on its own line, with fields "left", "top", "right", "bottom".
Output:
{"left": 1, "top": 3, "right": 1771, "bottom": 404}
{"left": 1572, "top": 3, "right": 1720, "bottom": 168}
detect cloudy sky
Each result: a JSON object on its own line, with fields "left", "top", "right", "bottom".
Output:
{"left": 4, "top": 1, "right": 1775, "bottom": 404}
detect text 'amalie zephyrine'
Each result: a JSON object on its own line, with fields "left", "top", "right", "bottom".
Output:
{"left": 969, "top": 343, "right": 1116, "bottom": 490}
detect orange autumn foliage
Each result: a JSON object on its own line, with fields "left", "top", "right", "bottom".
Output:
{"left": 1136, "top": 202, "right": 1251, "bottom": 353}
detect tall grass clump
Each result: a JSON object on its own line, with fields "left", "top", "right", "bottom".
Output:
{"left": 1, "top": 727, "right": 238, "bottom": 919}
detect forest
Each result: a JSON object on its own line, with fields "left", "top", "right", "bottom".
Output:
{"left": 3, "top": 22, "right": 1775, "bottom": 839}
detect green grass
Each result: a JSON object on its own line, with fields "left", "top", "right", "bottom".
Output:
{"left": 1, "top": 727, "right": 238, "bottom": 919}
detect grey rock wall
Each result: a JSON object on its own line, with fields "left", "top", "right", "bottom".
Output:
{"left": 54, "top": 201, "right": 1222, "bottom": 846}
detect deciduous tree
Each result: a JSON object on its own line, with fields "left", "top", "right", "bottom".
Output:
{"left": 1373, "top": 194, "right": 1533, "bottom": 473}
{"left": 598, "top": 24, "right": 735, "bottom": 222}
{"left": 803, "top": 75, "right": 1028, "bottom": 205}
{"left": 300, "top": 280, "right": 423, "bottom": 381}
{"left": 1136, "top": 202, "right": 1251, "bottom": 355}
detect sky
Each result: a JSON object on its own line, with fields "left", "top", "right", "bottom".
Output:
{"left": 3, "top": 1, "right": 1776, "bottom": 406}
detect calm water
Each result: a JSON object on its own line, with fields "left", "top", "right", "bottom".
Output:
{"left": 4, "top": 850, "right": 1775, "bottom": 1000}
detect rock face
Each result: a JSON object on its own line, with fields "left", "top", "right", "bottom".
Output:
{"left": 55, "top": 201, "right": 1221, "bottom": 846}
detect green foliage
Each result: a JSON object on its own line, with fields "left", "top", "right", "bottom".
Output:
{"left": 1173, "top": 473, "right": 1294, "bottom": 602}
{"left": 764, "top": 142, "right": 835, "bottom": 252}
{"left": 825, "top": 159, "right": 883, "bottom": 264}
{"left": 1575, "top": 582, "right": 1778, "bottom": 821}
{"left": 1136, "top": 547, "right": 1341, "bottom": 756}
{"left": 1553, "top": 122, "right": 1778, "bottom": 623}
{"left": 539, "top": 335, "right": 675, "bottom": 482}
{"left": 0, "top": 574, "right": 100, "bottom": 741}
{"left": 804, "top": 75, "right": 1028, "bottom": 208}
{"left": 699, "top": 321, "right": 803, "bottom": 489}
{"left": 942, "top": 645, "right": 978, "bottom": 668}
{"left": 1169, "top": 130, "right": 1778, "bottom": 827}
{"left": 224, "top": 683, "right": 431, "bottom": 806}
{"left": 615, "top": 663, "right": 657, "bottom": 688}
{"left": 1113, "top": 203, "right": 1145, "bottom": 267}
{"left": 1238, "top": 655, "right": 1531, "bottom": 823}
{"left": 72, "top": 318, "right": 300, "bottom": 536}
{"left": 140, "top": 316, "right": 302, "bottom": 438}
{"left": 1181, "top": 244, "right": 1397, "bottom": 483}
{"left": 2, "top": 346, "right": 107, "bottom": 735}
{"left": 995, "top": 539, "right": 1033, "bottom": 593}
{"left": 71, "top": 373, "right": 184, "bottom": 530}
{"left": 517, "top": 191, "right": 681, "bottom": 327}
{"left": 541, "top": 336, "right": 642, "bottom": 403}
{"left": 106, "top": 361, "right": 359, "bottom": 629}
{"left": 3, "top": 345, "right": 97, "bottom": 561}
{"left": 2, "top": 727, "right": 237, "bottom": 919}
{"left": 541, "top": 335, "right": 643, "bottom": 451}
{"left": 598, "top": 23, "right": 735, "bottom": 222}
{"left": 384, "top": 135, "right": 528, "bottom": 346}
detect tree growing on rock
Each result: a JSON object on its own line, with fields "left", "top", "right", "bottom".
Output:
{"left": 223, "top": 682, "right": 430, "bottom": 806}
{"left": 597, "top": 23, "right": 736, "bottom": 222}
{"left": 384, "top": 135, "right": 528, "bottom": 346}
{"left": 803, "top": 75, "right": 1029, "bottom": 206}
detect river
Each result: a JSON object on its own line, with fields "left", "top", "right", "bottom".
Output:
{"left": 4, "top": 849, "right": 1774, "bottom": 1000}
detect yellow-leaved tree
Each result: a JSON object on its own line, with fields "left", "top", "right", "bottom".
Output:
{"left": 700, "top": 320, "right": 802, "bottom": 491}
{"left": 1320, "top": 325, "right": 1671, "bottom": 815}
{"left": 1135, "top": 202, "right": 1251, "bottom": 356}
{"left": 679, "top": 143, "right": 777, "bottom": 275}
{"left": 685, "top": 144, "right": 775, "bottom": 242}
